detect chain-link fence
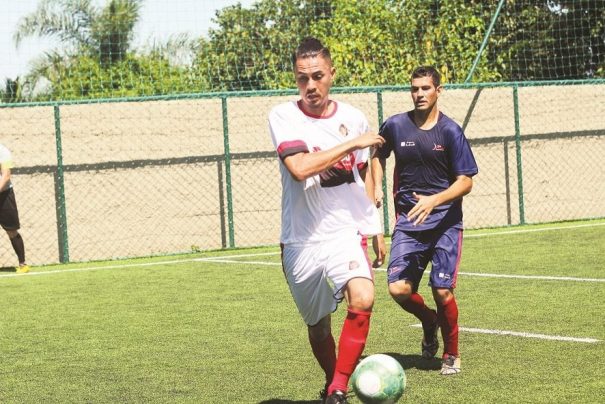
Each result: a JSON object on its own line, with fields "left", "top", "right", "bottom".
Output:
{"left": 1, "top": 80, "right": 603, "bottom": 266}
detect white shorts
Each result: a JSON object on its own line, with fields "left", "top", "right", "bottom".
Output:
{"left": 281, "top": 234, "right": 373, "bottom": 326}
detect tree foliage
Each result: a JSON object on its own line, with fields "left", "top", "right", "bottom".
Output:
{"left": 192, "top": 0, "right": 333, "bottom": 91}
{"left": 5, "top": 0, "right": 604, "bottom": 102}
{"left": 313, "top": 0, "right": 500, "bottom": 86}
{"left": 1, "top": 78, "right": 23, "bottom": 103}
{"left": 190, "top": 0, "right": 502, "bottom": 90}
{"left": 188, "top": 0, "right": 604, "bottom": 91}
{"left": 34, "top": 54, "right": 199, "bottom": 101}
{"left": 12, "top": 0, "right": 146, "bottom": 100}
{"left": 488, "top": 0, "right": 605, "bottom": 80}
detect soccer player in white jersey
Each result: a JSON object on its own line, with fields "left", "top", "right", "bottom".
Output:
{"left": 0, "top": 143, "right": 30, "bottom": 273}
{"left": 269, "top": 37, "right": 386, "bottom": 404}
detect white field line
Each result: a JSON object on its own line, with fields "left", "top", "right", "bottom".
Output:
{"left": 195, "top": 257, "right": 605, "bottom": 283}
{"left": 1, "top": 221, "right": 603, "bottom": 279}
{"left": 194, "top": 251, "right": 281, "bottom": 260}
{"left": 195, "top": 259, "right": 282, "bottom": 266}
{"left": 0, "top": 259, "right": 193, "bottom": 278}
{"left": 465, "top": 221, "right": 605, "bottom": 238}
{"left": 410, "top": 324, "right": 601, "bottom": 343}
{"left": 457, "top": 272, "right": 605, "bottom": 282}
{"left": 192, "top": 221, "right": 605, "bottom": 259}
{"left": 3, "top": 255, "right": 604, "bottom": 283}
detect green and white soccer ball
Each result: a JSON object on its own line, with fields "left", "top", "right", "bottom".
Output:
{"left": 351, "top": 354, "right": 406, "bottom": 404}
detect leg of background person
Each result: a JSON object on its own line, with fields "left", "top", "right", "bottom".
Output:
{"left": 7, "top": 229, "right": 26, "bottom": 265}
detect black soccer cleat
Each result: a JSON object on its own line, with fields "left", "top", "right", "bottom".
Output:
{"left": 325, "top": 390, "right": 348, "bottom": 404}
{"left": 421, "top": 310, "right": 439, "bottom": 359}
{"left": 319, "top": 385, "right": 328, "bottom": 403}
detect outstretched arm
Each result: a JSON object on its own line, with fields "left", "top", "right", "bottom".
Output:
{"left": 283, "top": 132, "right": 384, "bottom": 181}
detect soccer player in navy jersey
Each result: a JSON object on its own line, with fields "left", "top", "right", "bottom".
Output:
{"left": 372, "top": 66, "right": 478, "bottom": 375}
{"left": 269, "top": 37, "right": 386, "bottom": 403}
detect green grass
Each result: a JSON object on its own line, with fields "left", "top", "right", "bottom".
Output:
{"left": 1, "top": 220, "right": 604, "bottom": 403}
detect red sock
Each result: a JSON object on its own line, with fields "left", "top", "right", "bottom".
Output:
{"left": 309, "top": 333, "right": 336, "bottom": 386}
{"left": 328, "top": 308, "right": 372, "bottom": 394}
{"left": 437, "top": 297, "right": 459, "bottom": 357}
{"left": 398, "top": 292, "right": 437, "bottom": 325}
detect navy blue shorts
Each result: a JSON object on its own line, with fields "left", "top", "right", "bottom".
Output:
{"left": 386, "top": 227, "right": 463, "bottom": 290}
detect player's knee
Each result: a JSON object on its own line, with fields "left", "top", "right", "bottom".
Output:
{"left": 349, "top": 294, "right": 374, "bottom": 312}
{"left": 388, "top": 280, "right": 413, "bottom": 301}
{"left": 6, "top": 229, "right": 18, "bottom": 239}
{"left": 432, "top": 287, "right": 453, "bottom": 305}
{"left": 347, "top": 287, "right": 374, "bottom": 311}
{"left": 345, "top": 278, "right": 374, "bottom": 311}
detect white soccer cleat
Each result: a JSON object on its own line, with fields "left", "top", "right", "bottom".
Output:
{"left": 440, "top": 354, "right": 461, "bottom": 375}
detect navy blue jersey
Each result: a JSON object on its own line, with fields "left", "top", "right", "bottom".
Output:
{"left": 377, "top": 111, "right": 478, "bottom": 231}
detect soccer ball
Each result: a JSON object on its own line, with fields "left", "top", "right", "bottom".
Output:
{"left": 351, "top": 354, "right": 406, "bottom": 404}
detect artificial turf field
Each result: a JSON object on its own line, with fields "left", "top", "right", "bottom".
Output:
{"left": 1, "top": 220, "right": 604, "bottom": 403}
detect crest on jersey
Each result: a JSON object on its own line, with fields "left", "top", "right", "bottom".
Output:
{"left": 339, "top": 124, "right": 349, "bottom": 137}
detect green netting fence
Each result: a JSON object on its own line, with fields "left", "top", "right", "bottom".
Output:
{"left": 1, "top": 79, "right": 604, "bottom": 265}
{"left": 1, "top": 0, "right": 604, "bottom": 265}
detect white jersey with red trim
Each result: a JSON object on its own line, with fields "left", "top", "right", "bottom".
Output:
{"left": 269, "top": 100, "right": 381, "bottom": 245}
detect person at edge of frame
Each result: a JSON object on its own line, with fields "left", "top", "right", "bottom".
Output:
{"left": 0, "top": 143, "right": 30, "bottom": 274}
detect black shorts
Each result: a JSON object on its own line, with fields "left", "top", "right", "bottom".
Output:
{"left": 0, "top": 188, "right": 21, "bottom": 230}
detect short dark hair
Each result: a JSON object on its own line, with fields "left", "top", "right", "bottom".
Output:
{"left": 292, "top": 37, "right": 332, "bottom": 67}
{"left": 411, "top": 66, "right": 441, "bottom": 87}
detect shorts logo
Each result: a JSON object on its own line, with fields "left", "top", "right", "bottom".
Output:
{"left": 438, "top": 273, "right": 451, "bottom": 280}
{"left": 349, "top": 260, "right": 359, "bottom": 270}
{"left": 387, "top": 266, "right": 402, "bottom": 276}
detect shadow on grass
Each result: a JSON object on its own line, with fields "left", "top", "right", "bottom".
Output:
{"left": 258, "top": 400, "right": 319, "bottom": 404}
{"left": 359, "top": 352, "right": 442, "bottom": 371}
{"left": 388, "top": 352, "right": 442, "bottom": 371}
{"left": 0, "top": 266, "right": 17, "bottom": 273}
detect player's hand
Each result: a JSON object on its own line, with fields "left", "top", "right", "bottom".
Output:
{"left": 407, "top": 192, "right": 438, "bottom": 226}
{"left": 374, "top": 187, "right": 384, "bottom": 208}
{"left": 372, "top": 234, "right": 386, "bottom": 268}
{"left": 356, "top": 131, "right": 385, "bottom": 149}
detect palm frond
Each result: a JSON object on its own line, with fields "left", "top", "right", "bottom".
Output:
{"left": 13, "top": 0, "right": 97, "bottom": 49}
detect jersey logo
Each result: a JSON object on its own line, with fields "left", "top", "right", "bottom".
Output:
{"left": 400, "top": 141, "right": 415, "bottom": 147}
{"left": 432, "top": 143, "right": 445, "bottom": 151}
{"left": 339, "top": 124, "right": 349, "bottom": 137}
{"left": 313, "top": 146, "right": 356, "bottom": 187}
